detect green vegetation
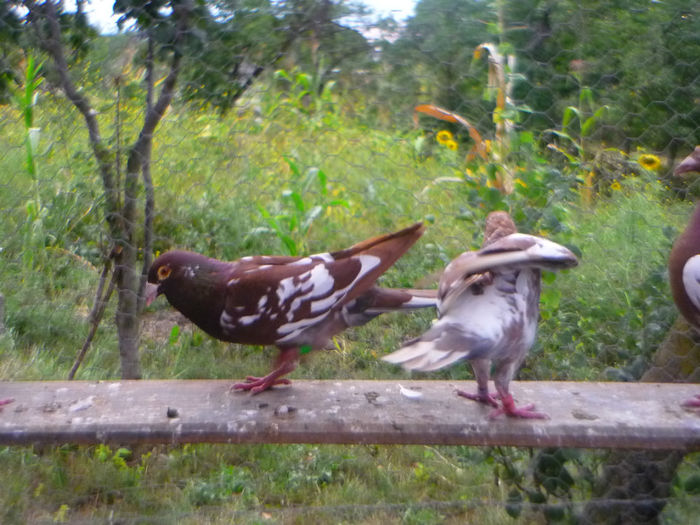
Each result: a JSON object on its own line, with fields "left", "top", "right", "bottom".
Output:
{"left": 0, "top": 77, "right": 694, "bottom": 524}
{"left": 1, "top": 0, "right": 699, "bottom": 523}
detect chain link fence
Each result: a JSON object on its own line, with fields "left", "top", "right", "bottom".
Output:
{"left": 0, "top": 0, "right": 699, "bottom": 523}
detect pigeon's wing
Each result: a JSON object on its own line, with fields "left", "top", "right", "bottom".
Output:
{"left": 437, "top": 251, "right": 493, "bottom": 314}
{"left": 448, "top": 233, "right": 578, "bottom": 277}
{"left": 683, "top": 254, "right": 700, "bottom": 312}
{"left": 222, "top": 252, "right": 386, "bottom": 343}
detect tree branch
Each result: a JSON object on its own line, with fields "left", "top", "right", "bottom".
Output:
{"left": 138, "top": 32, "right": 157, "bottom": 312}
{"left": 23, "top": 0, "right": 122, "bottom": 238}
{"left": 68, "top": 253, "right": 118, "bottom": 380}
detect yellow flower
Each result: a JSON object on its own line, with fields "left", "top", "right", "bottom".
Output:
{"left": 436, "top": 130, "right": 453, "bottom": 144}
{"left": 514, "top": 178, "right": 527, "bottom": 188}
{"left": 610, "top": 181, "right": 622, "bottom": 191}
{"left": 445, "top": 140, "right": 458, "bottom": 151}
{"left": 638, "top": 154, "right": 661, "bottom": 171}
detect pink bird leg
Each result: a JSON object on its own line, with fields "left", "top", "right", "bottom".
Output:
{"left": 456, "top": 387, "right": 499, "bottom": 408}
{"left": 488, "top": 393, "right": 549, "bottom": 420}
{"left": 681, "top": 394, "right": 700, "bottom": 408}
{"left": 232, "top": 348, "right": 298, "bottom": 394}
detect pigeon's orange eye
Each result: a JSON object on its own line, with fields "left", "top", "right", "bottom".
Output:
{"left": 157, "top": 265, "right": 171, "bottom": 281}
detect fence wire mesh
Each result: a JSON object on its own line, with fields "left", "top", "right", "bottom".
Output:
{"left": 0, "top": 0, "right": 699, "bottom": 523}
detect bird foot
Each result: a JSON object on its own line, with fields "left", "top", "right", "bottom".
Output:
{"left": 490, "top": 396, "right": 549, "bottom": 420}
{"left": 0, "top": 398, "right": 14, "bottom": 412}
{"left": 232, "top": 376, "right": 292, "bottom": 395}
{"left": 456, "top": 389, "right": 499, "bottom": 408}
{"left": 681, "top": 394, "right": 700, "bottom": 409}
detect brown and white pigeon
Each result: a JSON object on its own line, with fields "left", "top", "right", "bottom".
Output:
{"left": 668, "top": 146, "right": 700, "bottom": 408}
{"left": 383, "top": 212, "right": 578, "bottom": 418}
{"left": 146, "top": 223, "right": 437, "bottom": 393}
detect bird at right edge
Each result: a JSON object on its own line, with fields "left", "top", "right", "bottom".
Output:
{"left": 667, "top": 146, "right": 700, "bottom": 409}
{"left": 383, "top": 211, "right": 578, "bottom": 419}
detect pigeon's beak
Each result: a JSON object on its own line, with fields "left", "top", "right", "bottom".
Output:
{"left": 144, "top": 282, "right": 161, "bottom": 307}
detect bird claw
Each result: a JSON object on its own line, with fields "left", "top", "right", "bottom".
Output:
{"left": 232, "top": 377, "right": 292, "bottom": 394}
{"left": 681, "top": 394, "right": 700, "bottom": 409}
{"left": 456, "top": 389, "right": 499, "bottom": 408}
{"left": 491, "top": 399, "right": 549, "bottom": 420}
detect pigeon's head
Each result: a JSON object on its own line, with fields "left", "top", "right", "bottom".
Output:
{"left": 674, "top": 146, "right": 700, "bottom": 176}
{"left": 483, "top": 211, "right": 517, "bottom": 246}
{"left": 145, "top": 250, "right": 211, "bottom": 306}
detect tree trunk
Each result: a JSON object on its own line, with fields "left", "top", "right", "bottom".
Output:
{"left": 579, "top": 317, "right": 700, "bottom": 524}
{"left": 115, "top": 246, "right": 141, "bottom": 379}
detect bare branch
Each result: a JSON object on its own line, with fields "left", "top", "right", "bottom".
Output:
{"left": 68, "top": 253, "right": 118, "bottom": 380}
{"left": 138, "top": 32, "right": 157, "bottom": 312}
{"left": 23, "top": 0, "right": 122, "bottom": 236}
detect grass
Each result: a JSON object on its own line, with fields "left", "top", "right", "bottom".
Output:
{"left": 0, "top": 79, "right": 698, "bottom": 523}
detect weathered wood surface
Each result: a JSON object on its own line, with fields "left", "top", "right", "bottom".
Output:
{"left": 1, "top": 380, "right": 698, "bottom": 449}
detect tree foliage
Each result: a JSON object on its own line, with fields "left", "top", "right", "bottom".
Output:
{"left": 378, "top": 0, "right": 699, "bottom": 153}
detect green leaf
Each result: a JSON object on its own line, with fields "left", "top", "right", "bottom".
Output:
{"left": 302, "top": 205, "right": 323, "bottom": 232}
{"left": 684, "top": 473, "right": 700, "bottom": 494}
{"left": 280, "top": 234, "right": 297, "bottom": 255}
{"left": 328, "top": 199, "right": 350, "bottom": 208}
{"left": 505, "top": 489, "right": 523, "bottom": 518}
{"left": 25, "top": 199, "right": 38, "bottom": 220}
{"left": 114, "top": 447, "right": 132, "bottom": 459}
{"left": 562, "top": 106, "right": 580, "bottom": 133}
{"left": 581, "top": 106, "right": 608, "bottom": 137}
{"left": 257, "top": 204, "right": 284, "bottom": 236}
{"left": 169, "top": 325, "right": 180, "bottom": 345}
{"left": 296, "top": 73, "right": 311, "bottom": 90}
{"left": 95, "top": 444, "right": 111, "bottom": 462}
{"left": 580, "top": 87, "right": 594, "bottom": 111}
{"left": 274, "top": 69, "right": 291, "bottom": 82}
{"left": 518, "top": 131, "right": 534, "bottom": 144}
{"left": 283, "top": 156, "right": 301, "bottom": 177}
{"left": 317, "top": 169, "right": 328, "bottom": 196}
{"left": 285, "top": 191, "right": 305, "bottom": 213}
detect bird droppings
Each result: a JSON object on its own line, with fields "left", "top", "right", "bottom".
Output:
{"left": 572, "top": 409, "right": 599, "bottom": 421}
{"left": 166, "top": 407, "right": 179, "bottom": 418}
{"left": 41, "top": 402, "right": 62, "bottom": 413}
{"left": 68, "top": 396, "right": 95, "bottom": 413}
{"left": 274, "top": 405, "right": 297, "bottom": 417}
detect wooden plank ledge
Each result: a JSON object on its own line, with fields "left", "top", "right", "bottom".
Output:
{"left": 1, "top": 380, "right": 699, "bottom": 450}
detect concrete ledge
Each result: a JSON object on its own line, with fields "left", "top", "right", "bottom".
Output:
{"left": 1, "top": 380, "right": 698, "bottom": 449}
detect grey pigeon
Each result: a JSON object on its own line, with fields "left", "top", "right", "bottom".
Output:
{"left": 383, "top": 211, "right": 578, "bottom": 418}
